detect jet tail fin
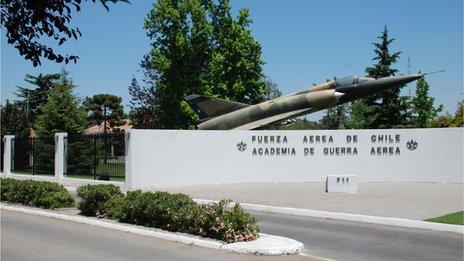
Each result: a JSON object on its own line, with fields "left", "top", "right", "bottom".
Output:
{"left": 185, "top": 94, "right": 249, "bottom": 120}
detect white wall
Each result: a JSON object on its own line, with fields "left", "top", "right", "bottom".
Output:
{"left": 126, "top": 128, "right": 464, "bottom": 189}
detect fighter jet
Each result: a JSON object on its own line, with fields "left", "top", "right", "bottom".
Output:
{"left": 186, "top": 73, "right": 426, "bottom": 130}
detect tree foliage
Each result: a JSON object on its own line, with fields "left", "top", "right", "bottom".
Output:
{"left": 83, "top": 94, "right": 124, "bottom": 128}
{"left": 347, "top": 26, "right": 412, "bottom": 129}
{"left": 0, "top": 100, "right": 29, "bottom": 138}
{"left": 35, "top": 73, "right": 87, "bottom": 137}
{"left": 1, "top": 0, "right": 129, "bottom": 66}
{"left": 130, "top": 0, "right": 266, "bottom": 129}
{"left": 320, "top": 105, "right": 348, "bottom": 130}
{"left": 15, "top": 73, "right": 61, "bottom": 123}
{"left": 429, "top": 101, "right": 463, "bottom": 128}
{"left": 263, "top": 77, "right": 282, "bottom": 100}
{"left": 411, "top": 76, "right": 443, "bottom": 127}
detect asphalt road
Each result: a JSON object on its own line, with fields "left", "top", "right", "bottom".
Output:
{"left": 1, "top": 210, "right": 314, "bottom": 261}
{"left": 255, "top": 212, "right": 463, "bottom": 261}
{"left": 1, "top": 210, "right": 462, "bottom": 261}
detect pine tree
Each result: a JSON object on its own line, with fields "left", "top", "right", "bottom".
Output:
{"left": 15, "top": 73, "right": 61, "bottom": 125}
{"left": 35, "top": 73, "right": 87, "bottom": 137}
{"left": 83, "top": 94, "right": 124, "bottom": 128}
{"left": 411, "top": 76, "right": 443, "bottom": 127}
{"left": 348, "top": 26, "right": 412, "bottom": 129}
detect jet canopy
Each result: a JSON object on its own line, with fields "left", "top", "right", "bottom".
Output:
{"left": 334, "top": 75, "right": 374, "bottom": 87}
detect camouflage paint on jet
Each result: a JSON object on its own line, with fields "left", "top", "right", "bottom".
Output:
{"left": 186, "top": 74, "right": 426, "bottom": 130}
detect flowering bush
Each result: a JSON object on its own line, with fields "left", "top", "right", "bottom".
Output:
{"left": 77, "top": 185, "right": 259, "bottom": 243}
{"left": 173, "top": 200, "right": 259, "bottom": 242}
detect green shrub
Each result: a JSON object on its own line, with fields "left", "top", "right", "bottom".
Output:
{"left": 75, "top": 185, "right": 259, "bottom": 243}
{"left": 117, "top": 190, "right": 195, "bottom": 229}
{"left": 0, "top": 178, "right": 74, "bottom": 209}
{"left": 77, "top": 184, "right": 123, "bottom": 216}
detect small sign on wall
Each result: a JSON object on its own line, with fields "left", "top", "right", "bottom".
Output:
{"left": 325, "top": 175, "right": 358, "bottom": 193}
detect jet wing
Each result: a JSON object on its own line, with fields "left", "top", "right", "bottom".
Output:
{"left": 232, "top": 107, "right": 319, "bottom": 130}
{"left": 186, "top": 94, "right": 249, "bottom": 120}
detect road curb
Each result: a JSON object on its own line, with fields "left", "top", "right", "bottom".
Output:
{"left": 194, "top": 199, "right": 464, "bottom": 235}
{"left": 0, "top": 204, "right": 304, "bottom": 255}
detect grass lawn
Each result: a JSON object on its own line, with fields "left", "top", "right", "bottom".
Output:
{"left": 64, "top": 174, "right": 124, "bottom": 182}
{"left": 96, "top": 162, "right": 125, "bottom": 177}
{"left": 66, "top": 162, "right": 125, "bottom": 181}
{"left": 425, "top": 211, "right": 464, "bottom": 225}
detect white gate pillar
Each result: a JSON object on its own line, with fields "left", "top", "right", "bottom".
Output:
{"left": 3, "top": 135, "right": 15, "bottom": 176}
{"left": 55, "top": 133, "right": 67, "bottom": 183}
{"left": 124, "top": 132, "right": 132, "bottom": 190}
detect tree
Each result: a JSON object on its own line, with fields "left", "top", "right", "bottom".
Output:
{"left": 128, "top": 56, "right": 157, "bottom": 129}
{"left": 320, "top": 105, "right": 348, "bottom": 129}
{"left": 133, "top": 0, "right": 267, "bottom": 129}
{"left": 428, "top": 101, "right": 463, "bottom": 128}
{"left": 35, "top": 73, "right": 87, "bottom": 137}
{"left": 348, "top": 26, "right": 412, "bottom": 129}
{"left": 0, "top": 100, "right": 29, "bottom": 137}
{"left": 411, "top": 76, "right": 443, "bottom": 127}
{"left": 263, "top": 77, "right": 282, "bottom": 100}
{"left": 143, "top": 0, "right": 210, "bottom": 129}
{"left": 205, "top": 0, "right": 266, "bottom": 104}
{"left": 277, "top": 118, "right": 322, "bottom": 130}
{"left": 429, "top": 113, "right": 454, "bottom": 128}
{"left": 15, "top": 73, "right": 61, "bottom": 124}
{"left": 83, "top": 94, "right": 124, "bottom": 129}
{"left": 453, "top": 100, "right": 463, "bottom": 127}
{"left": 1, "top": 0, "right": 129, "bottom": 66}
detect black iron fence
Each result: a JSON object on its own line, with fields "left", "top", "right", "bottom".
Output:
{"left": 65, "top": 133, "right": 125, "bottom": 181}
{"left": 13, "top": 137, "right": 55, "bottom": 175}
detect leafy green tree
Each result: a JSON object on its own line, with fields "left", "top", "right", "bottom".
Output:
{"left": 348, "top": 26, "right": 412, "bottom": 129}
{"left": 133, "top": 0, "right": 267, "bottom": 129}
{"left": 83, "top": 94, "right": 124, "bottom": 129}
{"left": 411, "top": 76, "right": 443, "bottom": 127}
{"left": 428, "top": 101, "right": 463, "bottom": 128}
{"left": 143, "top": 0, "right": 210, "bottom": 129}
{"left": 320, "top": 105, "right": 348, "bottom": 129}
{"left": 205, "top": 0, "right": 266, "bottom": 104}
{"left": 1, "top": 0, "right": 129, "bottom": 66}
{"left": 429, "top": 113, "right": 454, "bottom": 128}
{"left": 35, "top": 74, "right": 87, "bottom": 137}
{"left": 15, "top": 73, "right": 61, "bottom": 124}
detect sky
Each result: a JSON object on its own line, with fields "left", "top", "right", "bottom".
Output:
{"left": 1, "top": 0, "right": 463, "bottom": 120}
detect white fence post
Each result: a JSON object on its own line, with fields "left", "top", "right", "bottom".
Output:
{"left": 55, "top": 133, "right": 67, "bottom": 184}
{"left": 124, "top": 131, "right": 132, "bottom": 190}
{"left": 3, "top": 135, "right": 15, "bottom": 177}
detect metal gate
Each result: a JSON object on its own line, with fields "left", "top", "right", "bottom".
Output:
{"left": 65, "top": 134, "right": 125, "bottom": 181}
{"left": 13, "top": 137, "right": 55, "bottom": 175}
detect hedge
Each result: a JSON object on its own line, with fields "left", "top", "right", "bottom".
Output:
{"left": 0, "top": 178, "right": 74, "bottom": 209}
{"left": 77, "top": 186, "right": 259, "bottom": 243}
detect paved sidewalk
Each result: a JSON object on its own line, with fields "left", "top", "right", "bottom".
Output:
{"left": 160, "top": 182, "right": 464, "bottom": 220}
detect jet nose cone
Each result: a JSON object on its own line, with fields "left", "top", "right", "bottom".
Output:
{"left": 382, "top": 74, "right": 422, "bottom": 86}
{"left": 402, "top": 74, "right": 423, "bottom": 83}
